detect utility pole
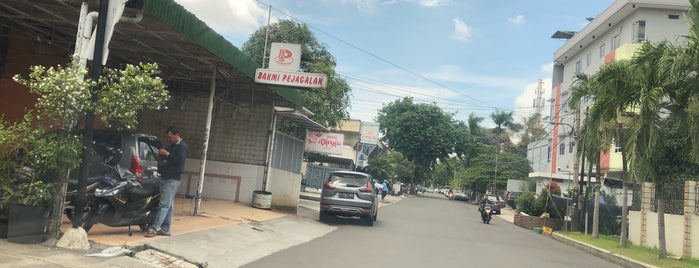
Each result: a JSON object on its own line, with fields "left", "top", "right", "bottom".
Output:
{"left": 493, "top": 143, "right": 499, "bottom": 194}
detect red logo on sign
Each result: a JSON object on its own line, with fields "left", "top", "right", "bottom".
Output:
{"left": 274, "top": 49, "right": 294, "bottom": 65}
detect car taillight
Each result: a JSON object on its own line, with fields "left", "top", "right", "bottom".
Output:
{"left": 323, "top": 179, "right": 335, "bottom": 190}
{"left": 130, "top": 155, "right": 142, "bottom": 177}
{"left": 359, "top": 181, "right": 372, "bottom": 193}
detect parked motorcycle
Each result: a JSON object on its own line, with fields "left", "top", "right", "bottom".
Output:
{"left": 80, "top": 170, "right": 160, "bottom": 234}
{"left": 64, "top": 143, "right": 128, "bottom": 221}
{"left": 480, "top": 204, "right": 493, "bottom": 224}
{"left": 66, "top": 144, "right": 160, "bottom": 235}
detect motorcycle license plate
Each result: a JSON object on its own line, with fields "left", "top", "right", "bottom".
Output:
{"left": 339, "top": 192, "right": 354, "bottom": 199}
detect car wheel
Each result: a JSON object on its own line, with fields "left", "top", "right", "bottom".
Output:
{"left": 373, "top": 210, "right": 378, "bottom": 221}
{"left": 319, "top": 212, "right": 330, "bottom": 223}
{"left": 363, "top": 215, "right": 374, "bottom": 226}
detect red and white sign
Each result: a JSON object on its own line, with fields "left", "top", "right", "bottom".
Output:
{"left": 305, "top": 132, "right": 344, "bottom": 155}
{"left": 255, "top": 42, "right": 328, "bottom": 89}
{"left": 268, "top": 43, "right": 301, "bottom": 71}
{"left": 255, "top": 68, "right": 327, "bottom": 89}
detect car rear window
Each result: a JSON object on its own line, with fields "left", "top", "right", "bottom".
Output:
{"left": 328, "top": 173, "right": 368, "bottom": 188}
{"left": 138, "top": 137, "right": 161, "bottom": 161}
{"left": 487, "top": 195, "right": 500, "bottom": 202}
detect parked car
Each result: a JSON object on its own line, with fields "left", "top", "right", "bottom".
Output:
{"left": 68, "top": 130, "right": 163, "bottom": 182}
{"left": 319, "top": 171, "right": 378, "bottom": 226}
{"left": 506, "top": 191, "right": 522, "bottom": 209}
{"left": 484, "top": 194, "right": 505, "bottom": 214}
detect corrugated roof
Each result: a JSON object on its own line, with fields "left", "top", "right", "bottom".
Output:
{"left": 143, "top": 0, "right": 303, "bottom": 106}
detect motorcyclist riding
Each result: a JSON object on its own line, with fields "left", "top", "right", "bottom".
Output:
{"left": 478, "top": 195, "right": 493, "bottom": 213}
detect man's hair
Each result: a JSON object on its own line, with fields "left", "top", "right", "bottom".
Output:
{"left": 166, "top": 125, "right": 180, "bottom": 136}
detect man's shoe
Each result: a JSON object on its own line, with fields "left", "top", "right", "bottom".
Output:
{"left": 157, "top": 230, "right": 171, "bottom": 236}
{"left": 144, "top": 230, "right": 157, "bottom": 238}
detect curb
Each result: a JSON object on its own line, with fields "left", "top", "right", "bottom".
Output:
{"left": 299, "top": 194, "right": 320, "bottom": 202}
{"left": 551, "top": 233, "right": 659, "bottom": 268}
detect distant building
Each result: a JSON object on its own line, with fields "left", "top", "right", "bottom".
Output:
{"left": 528, "top": 0, "right": 690, "bottom": 198}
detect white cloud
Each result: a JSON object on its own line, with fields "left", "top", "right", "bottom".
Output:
{"left": 451, "top": 18, "right": 473, "bottom": 42}
{"left": 418, "top": 0, "right": 449, "bottom": 7}
{"left": 507, "top": 15, "right": 526, "bottom": 25}
{"left": 540, "top": 62, "right": 554, "bottom": 74}
{"left": 174, "top": 0, "right": 267, "bottom": 39}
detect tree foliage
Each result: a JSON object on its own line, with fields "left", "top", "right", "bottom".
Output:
{"left": 377, "top": 97, "right": 476, "bottom": 184}
{"left": 241, "top": 20, "right": 350, "bottom": 128}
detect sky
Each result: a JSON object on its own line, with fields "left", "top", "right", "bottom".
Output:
{"left": 173, "top": 0, "right": 616, "bottom": 127}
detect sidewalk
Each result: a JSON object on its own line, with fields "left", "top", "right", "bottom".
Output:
{"left": 1, "top": 197, "right": 337, "bottom": 267}
{"left": 495, "top": 206, "right": 656, "bottom": 268}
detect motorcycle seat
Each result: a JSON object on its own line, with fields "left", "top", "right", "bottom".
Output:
{"left": 130, "top": 186, "right": 156, "bottom": 197}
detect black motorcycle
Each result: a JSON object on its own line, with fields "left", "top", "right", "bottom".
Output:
{"left": 480, "top": 203, "right": 493, "bottom": 224}
{"left": 67, "top": 144, "right": 161, "bottom": 235}
{"left": 64, "top": 143, "right": 130, "bottom": 222}
{"left": 80, "top": 170, "right": 159, "bottom": 234}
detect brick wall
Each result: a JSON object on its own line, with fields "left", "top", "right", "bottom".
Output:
{"left": 138, "top": 84, "right": 275, "bottom": 167}
{"left": 514, "top": 214, "right": 565, "bottom": 231}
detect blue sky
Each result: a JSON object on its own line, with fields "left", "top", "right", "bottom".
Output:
{"left": 174, "top": 0, "right": 615, "bottom": 127}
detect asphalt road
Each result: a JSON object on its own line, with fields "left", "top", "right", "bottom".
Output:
{"left": 244, "top": 193, "right": 621, "bottom": 268}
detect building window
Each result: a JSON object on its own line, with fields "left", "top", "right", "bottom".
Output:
{"left": 575, "top": 60, "right": 582, "bottom": 73}
{"left": 547, "top": 146, "right": 551, "bottom": 162}
{"left": 599, "top": 43, "right": 606, "bottom": 58}
{"left": 569, "top": 141, "right": 574, "bottom": 154}
{"left": 668, "top": 14, "right": 680, "bottom": 20}
{"left": 633, "top": 20, "right": 646, "bottom": 43}
{"left": 559, "top": 143, "right": 565, "bottom": 155}
{"left": 586, "top": 52, "right": 591, "bottom": 67}
{"left": 612, "top": 34, "right": 621, "bottom": 50}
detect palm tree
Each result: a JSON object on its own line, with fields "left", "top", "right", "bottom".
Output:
{"left": 626, "top": 40, "right": 683, "bottom": 259}
{"left": 569, "top": 61, "right": 634, "bottom": 241}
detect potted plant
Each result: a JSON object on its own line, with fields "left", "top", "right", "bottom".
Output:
{"left": 0, "top": 113, "right": 81, "bottom": 243}
{"left": 6, "top": 57, "right": 169, "bottom": 244}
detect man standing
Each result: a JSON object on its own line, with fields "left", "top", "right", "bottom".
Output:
{"left": 146, "top": 126, "right": 188, "bottom": 237}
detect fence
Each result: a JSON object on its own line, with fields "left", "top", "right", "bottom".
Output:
{"left": 649, "top": 182, "right": 684, "bottom": 215}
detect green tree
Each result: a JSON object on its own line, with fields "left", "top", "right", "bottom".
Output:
{"left": 241, "top": 20, "right": 350, "bottom": 128}
{"left": 377, "top": 97, "right": 475, "bottom": 186}
{"left": 461, "top": 144, "right": 530, "bottom": 195}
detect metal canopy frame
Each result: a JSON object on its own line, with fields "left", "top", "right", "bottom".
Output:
{"left": 0, "top": 0, "right": 304, "bottom": 107}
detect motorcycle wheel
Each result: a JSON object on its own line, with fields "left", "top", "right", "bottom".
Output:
{"left": 82, "top": 210, "right": 100, "bottom": 232}
{"left": 139, "top": 223, "right": 151, "bottom": 232}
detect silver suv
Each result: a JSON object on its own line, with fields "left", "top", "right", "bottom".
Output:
{"left": 319, "top": 171, "right": 378, "bottom": 226}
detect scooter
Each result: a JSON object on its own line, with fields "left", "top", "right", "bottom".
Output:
{"left": 481, "top": 204, "right": 493, "bottom": 224}
{"left": 71, "top": 145, "right": 161, "bottom": 235}
{"left": 64, "top": 143, "right": 129, "bottom": 222}
{"left": 80, "top": 171, "right": 159, "bottom": 234}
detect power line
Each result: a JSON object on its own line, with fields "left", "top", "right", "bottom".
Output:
{"left": 254, "top": 0, "right": 503, "bottom": 112}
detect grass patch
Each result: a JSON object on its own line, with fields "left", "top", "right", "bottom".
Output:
{"left": 559, "top": 232, "right": 699, "bottom": 268}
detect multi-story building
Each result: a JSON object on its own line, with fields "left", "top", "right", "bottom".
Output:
{"left": 527, "top": 0, "right": 690, "bottom": 197}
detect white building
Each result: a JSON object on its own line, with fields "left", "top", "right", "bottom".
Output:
{"left": 528, "top": 0, "right": 690, "bottom": 199}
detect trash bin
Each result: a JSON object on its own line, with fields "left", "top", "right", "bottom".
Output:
{"left": 251, "top": 190, "right": 272, "bottom": 209}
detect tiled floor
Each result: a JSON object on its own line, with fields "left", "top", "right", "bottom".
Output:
{"left": 60, "top": 197, "right": 286, "bottom": 246}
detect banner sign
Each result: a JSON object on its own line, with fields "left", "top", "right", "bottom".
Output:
{"left": 360, "top": 122, "right": 380, "bottom": 145}
{"left": 255, "top": 68, "right": 327, "bottom": 89}
{"left": 254, "top": 42, "right": 328, "bottom": 89}
{"left": 305, "top": 132, "right": 344, "bottom": 155}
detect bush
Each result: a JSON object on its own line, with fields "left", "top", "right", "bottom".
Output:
{"left": 515, "top": 190, "right": 569, "bottom": 220}
{"left": 516, "top": 191, "right": 543, "bottom": 216}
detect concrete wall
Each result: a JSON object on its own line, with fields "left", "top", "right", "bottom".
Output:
{"left": 628, "top": 181, "right": 699, "bottom": 258}
{"left": 178, "top": 159, "right": 264, "bottom": 204}
{"left": 267, "top": 168, "right": 302, "bottom": 213}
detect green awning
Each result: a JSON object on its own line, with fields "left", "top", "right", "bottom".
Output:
{"left": 143, "top": 0, "right": 304, "bottom": 107}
